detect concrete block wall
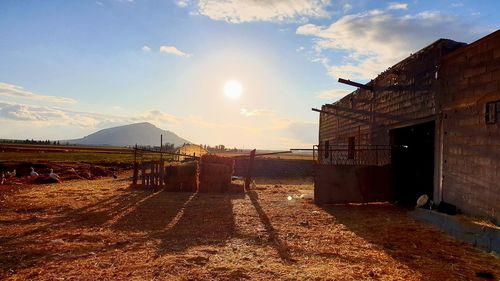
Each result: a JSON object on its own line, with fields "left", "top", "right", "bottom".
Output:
{"left": 314, "top": 164, "right": 392, "bottom": 204}
{"left": 233, "top": 158, "right": 314, "bottom": 178}
{"left": 439, "top": 30, "right": 500, "bottom": 222}
{"left": 316, "top": 31, "right": 500, "bottom": 221}
{"left": 319, "top": 39, "right": 465, "bottom": 150}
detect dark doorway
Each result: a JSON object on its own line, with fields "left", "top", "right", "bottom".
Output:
{"left": 390, "top": 121, "right": 435, "bottom": 205}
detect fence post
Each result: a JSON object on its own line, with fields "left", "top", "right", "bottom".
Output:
{"left": 141, "top": 162, "right": 146, "bottom": 187}
{"left": 159, "top": 160, "right": 164, "bottom": 188}
{"left": 245, "top": 149, "right": 256, "bottom": 190}
{"left": 132, "top": 145, "right": 138, "bottom": 186}
{"left": 155, "top": 161, "right": 159, "bottom": 187}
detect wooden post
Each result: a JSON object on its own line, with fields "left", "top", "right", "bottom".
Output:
{"left": 141, "top": 162, "right": 146, "bottom": 187}
{"left": 132, "top": 144, "right": 138, "bottom": 186}
{"left": 145, "top": 162, "right": 149, "bottom": 188}
{"left": 150, "top": 161, "right": 155, "bottom": 188}
{"left": 155, "top": 161, "right": 160, "bottom": 188}
{"left": 160, "top": 134, "right": 163, "bottom": 162}
{"left": 148, "top": 161, "right": 153, "bottom": 188}
{"left": 159, "top": 160, "right": 164, "bottom": 188}
{"left": 245, "top": 149, "right": 256, "bottom": 191}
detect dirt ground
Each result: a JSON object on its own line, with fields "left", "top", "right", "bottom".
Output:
{"left": 0, "top": 176, "right": 498, "bottom": 280}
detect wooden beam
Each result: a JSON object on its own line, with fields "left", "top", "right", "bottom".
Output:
{"left": 338, "top": 78, "right": 373, "bottom": 91}
{"left": 232, "top": 150, "right": 291, "bottom": 158}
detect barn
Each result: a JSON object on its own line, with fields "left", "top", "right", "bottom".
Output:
{"left": 314, "top": 29, "right": 500, "bottom": 222}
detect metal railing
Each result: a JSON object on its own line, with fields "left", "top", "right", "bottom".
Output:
{"left": 313, "top": 144, "right": 391, "bottom": 166}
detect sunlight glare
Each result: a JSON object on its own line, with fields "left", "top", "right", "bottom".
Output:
{"left": 224, "top": 80, "right": 242, "bottom": 99}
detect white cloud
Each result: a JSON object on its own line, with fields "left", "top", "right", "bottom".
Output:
{"left": 451, "top": 2, "right": 464, "bottom": 8}
{"left": 342, "top": 3, "right": 352, "bottom": 13}
{"left": 0, "top": 101, "right": 181, "bottom": 130}
{"left": 132, "top": 109, "right": 181, "bottom": 126}
{"left": 0, "top": 102, "right": 65, "bottom": 122}
{"left": 0, "top": 101, "right": 99, "bottom": 128}
{"left": 0, "top": 82, "right": 77, "bottom": 104}
{"left": 316, "top": 89, "right": 351, "bottom": 100}
{"left": 0, "top": 100, "right": 318, "bottom": 149}
{"left": 387, "top": 2, "right": 408, "bottom": 10}
{"left": 297, "top": 10, "right": 484, "bottom": 80}
{"left": 142, "top": 45, "right": 151, "bottom": 52}
{"left": 159, "top": 45, "right": 192, "bottom": 58}
{"left": 176, "top": 0, "right": 190, "bottom": 8}
{"left": 195, "top": 0, "right": 332, "bottom": 23}
{"left": 240, "top": 108, "right": 275, "bottom": 117}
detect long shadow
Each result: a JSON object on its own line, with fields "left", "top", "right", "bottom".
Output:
{"left": 1, "top": 181, "right": 248, "bottom": 277}
{"left": 112, "top": 190, "right": 192, "bottom": 232}
{"left": 155, "top": 191, "right": 244, "bottom": 256}
{"left": 247, "top": 190, "right": 294, "bottom": 263}
{"left": 0, "top": 186, "right": 176, "bottom": 275}
{"left": 320, "top": 204, "right": 500, "bottom": 279}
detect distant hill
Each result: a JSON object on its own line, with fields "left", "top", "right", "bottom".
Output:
{"left": 66, "top": 122, "right": 190, "bottom": 147}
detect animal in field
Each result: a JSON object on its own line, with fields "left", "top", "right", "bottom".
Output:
{"left": 6, "top": 169, "right": 16, "bottom": 178}
{"left": 1, "top": 172, "right": 5, "bottom": 184}
{"left": 30, "top": 167, "right": 39, "bottom": 177}
{"left": 49, "top": 169, "right": 60, "bottom": 181}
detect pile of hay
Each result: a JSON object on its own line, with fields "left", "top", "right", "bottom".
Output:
{"left": 164, "top": 161, "right": 198, "bottom": 192}
{"left": 199, "top": 155, "right": 234, "bottom": 193}
{"left": 90, "top": 165, "right": 111, "bottom": 177}
{"left": 58, "top": 168, "right": 83, "bottom": 180}
{"left": 200, "top": 154, "right": 235, "bottom": 171}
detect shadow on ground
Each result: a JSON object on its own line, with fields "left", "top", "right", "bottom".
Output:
{"left": 0, "top": 184, "right": 248, "bottom": 276}
{"left": 320, "top": 203, "right": 500, "bottom": 279}
{"left": 247, "top": 190, "right": 294, "bottom": 262}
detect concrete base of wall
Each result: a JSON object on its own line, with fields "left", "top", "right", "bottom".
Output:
{"left": 409, "top": 208, "right": 500, "bottom": 253}
{"left": 314, "top": 164, "right": 392, "bottom": 204}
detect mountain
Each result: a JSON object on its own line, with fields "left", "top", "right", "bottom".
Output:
{"left": 67, "top": 122, "right": 190, "bottom": 147}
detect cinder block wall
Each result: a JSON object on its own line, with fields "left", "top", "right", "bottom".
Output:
{"left": 439, "top": 30, "right": 500, "bottom": 221}
{"left": 319, "top": 39, "right": 465, "bottom": 151}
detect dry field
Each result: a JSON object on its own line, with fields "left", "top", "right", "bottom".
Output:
{"left": 0, "top": 144, "right": 171, "bottom": 163}
{"left": 0, "top": 176, "right": 498, "bottom": 280}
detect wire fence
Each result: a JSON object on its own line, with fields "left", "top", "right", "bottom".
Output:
{"left": 313, "top": 144, "right": 391, "bottom": 166}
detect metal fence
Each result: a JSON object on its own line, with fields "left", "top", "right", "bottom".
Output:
{"left": 313, "top": 144, "right": 391, "bottom": 166}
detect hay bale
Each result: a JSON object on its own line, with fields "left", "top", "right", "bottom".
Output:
{"left": 200, "top": 155, "right": 234, "bottom": 172}
{"left": 164, "top": 162, "right": 198, "bottom": 192}
{"left": 199, "top": 163, "right": 232, "bottom": 193}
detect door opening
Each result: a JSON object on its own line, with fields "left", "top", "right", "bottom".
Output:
{"left": 390, "top": 121, "right": 435, "bottom": 205}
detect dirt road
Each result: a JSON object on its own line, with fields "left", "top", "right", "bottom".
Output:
{"left": 0, "top": 177, "right": 498, "bottom": 280}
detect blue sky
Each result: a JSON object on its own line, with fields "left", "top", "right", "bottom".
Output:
{"left": 0, "top": 0, "right": 498, "bottom": 149}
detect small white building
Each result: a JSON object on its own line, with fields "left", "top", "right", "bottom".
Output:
{"left": 174, "top": 144, "right": 208, "bottom": 161}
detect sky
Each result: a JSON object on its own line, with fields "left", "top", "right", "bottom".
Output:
{"left": 0, "top": 0, "right": 498, "bottom": 149}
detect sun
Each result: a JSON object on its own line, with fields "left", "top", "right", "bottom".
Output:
{"left": 224, "top": 80, "right": 242, "bottom": 99}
